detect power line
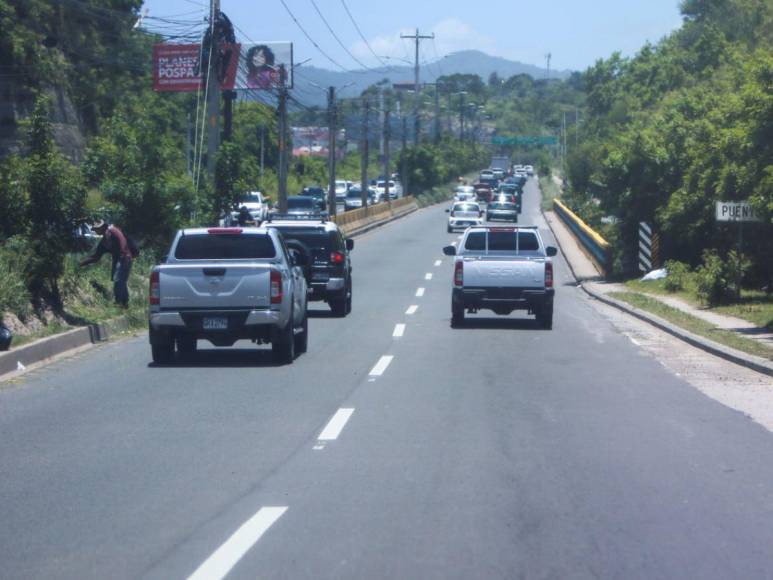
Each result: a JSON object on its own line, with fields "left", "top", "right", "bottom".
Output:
{"left": 339, "top": 0, "right": 387, "bottom": 68}
{"left": 276, "top": 0, "right": 352, "bottom": 73}
{"left": 309, "top": 0, "right": 373, "bottom": 71}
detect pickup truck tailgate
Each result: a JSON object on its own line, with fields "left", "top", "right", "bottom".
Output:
{"left": 158, "top": 263, "right": 273, "bottom": 309}
{"left": 462, "top": 256, "right": 545, "bottom": 288}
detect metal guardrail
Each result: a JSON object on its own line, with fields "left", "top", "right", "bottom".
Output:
{"left": 553, "top": 198, "right": 612, "bottom": 277}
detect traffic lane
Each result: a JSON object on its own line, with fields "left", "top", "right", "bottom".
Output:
{"left": 0, "top": 202, "right": 455, "bottom": 579}
{"left": 194, "top": 216, "right": 773, "bottom": 579}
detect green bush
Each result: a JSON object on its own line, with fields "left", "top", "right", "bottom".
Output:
{"left": 664, "top": 260, "right": 691, "bottom": 292}
{"left": 0, "top": 237, "right": 32, "bottom": 318}
{"left": 695, "top": 249, "right": 750, "bottom": 305}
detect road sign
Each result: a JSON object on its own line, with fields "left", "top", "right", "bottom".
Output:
{"left": 715, "top": 201, "right": 762, "bottom": 222}
{"left": 638, "top": 222, "right": 660, "bottom": 272}
{"left": 491, "top": 136, "right": 558, "bottom": 146}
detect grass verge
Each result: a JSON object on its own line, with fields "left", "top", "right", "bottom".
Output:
{"left": 609, "top": 291, "right": 773, "bottom": 361}
{"left": 538, "top": 173, "right": 562, "bottom": 212}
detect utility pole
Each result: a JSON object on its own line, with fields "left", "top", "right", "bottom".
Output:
{"left": 383, "top": 109, "right": 391, "bottom": 210}
{"left": 379, "top": 90, "right": 385, "bottom": 157}
{"left": 223, "top": 90, "right": 235, "bottom": 141}
{"left": 401, "top": 28, "right": 434, "bottom": 144}
{"left": 205, "top": 0, "right": 221, "bottom": 177}
{"left": 327, "top": 86, "right": 338, "bottom": 217}
{"left": 545, "top": 52, "right": 552, "bottom": 80}
{"left": 277, "top": 64, "right": 289, "bottom": 212}
{"left": 433, "top": 84, "right": 441, "bottom": 144}
{"left": 360, "top": 99, "right": 369, "bottom": 212}
{"left": 186, "top": 113, "right": 193, "bottom": 176}
{"left": 258, "top": 125, "right": 265, "bottom": 180}
{"left": 458, "top": 92, "right": 466, "bottom": 141}
{"left": 401, "top": 115, "right": 408, "bottom": 198}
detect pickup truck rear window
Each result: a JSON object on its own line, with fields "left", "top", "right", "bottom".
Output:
{"left": 175, "top": 234, "right": 277, "bottom": 260}
{"left": 464, "top": 231, "right": 540, "bottom": 252}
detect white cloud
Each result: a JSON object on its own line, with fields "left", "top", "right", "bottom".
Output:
{"left": 350, "top": 18, "right": 496, "bottom": 67}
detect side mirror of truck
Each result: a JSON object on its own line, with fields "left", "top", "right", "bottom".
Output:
{"left": 546, "top": 246, "right": 558, "bottom": 257}
{"left": 443, "top": 245, "right": 457, "bottom": 256}
{"left": 346, "top": 238, "right": 354, "bottom": 251}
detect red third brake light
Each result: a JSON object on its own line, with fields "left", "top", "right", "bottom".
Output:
{"left": 270, "top": 269, "right": 283, "bottom": 304}
{"left": 207, "top": 227, "right": 243, "bottom": 235}
{"left": 545, "top": 261, "right": 554, "bottom": 288}
{"left": 454, "top": 260, "right": 463, "bottom": 286}
{"left": 330, "top": 251, "right": 345, "bottom": 265}
{"left": 149, "top": 270, "right": 160, "bottom": 305}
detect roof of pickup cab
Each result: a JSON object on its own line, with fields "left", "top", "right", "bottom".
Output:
{"left": 180, "top": 226, "right": 274, "bottom": 236}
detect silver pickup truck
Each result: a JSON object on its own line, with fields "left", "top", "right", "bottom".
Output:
{"left": 443, "top": 226, "right": 557, "bottom": 329}
{"left": 148, "top": 226, "right": 308, "bottom": 364}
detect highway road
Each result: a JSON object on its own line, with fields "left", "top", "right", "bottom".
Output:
{"left": 3, "top": 180, "right": 773, "bottom": 579}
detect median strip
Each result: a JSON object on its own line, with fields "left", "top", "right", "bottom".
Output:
{"left": 187, "top": 506, "right": 288, "bottom": 580}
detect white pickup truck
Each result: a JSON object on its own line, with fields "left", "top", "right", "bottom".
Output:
{"left": 148, "top": 226, "right": 308, "bottom": 364}
{"left": 443, "top": 226, "right": 557, "bottom": 328}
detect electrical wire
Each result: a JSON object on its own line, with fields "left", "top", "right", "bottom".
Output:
{"left": 339, "top": 0, "right": 387, "bottom": 68}
{"left": 308, "top": 0, "right": 373, "bottom": 72}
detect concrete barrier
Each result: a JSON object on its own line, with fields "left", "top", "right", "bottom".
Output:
{"left": 333, "top": 197, "right": 418, "bottom": 236}
{"left": 553, "top": 199, "right": 612, "bottom": 277}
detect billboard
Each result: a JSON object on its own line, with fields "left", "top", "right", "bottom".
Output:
{"left": 236, "top": 42, "right": 293, "bottom": 90}
{"left": 153, "top": 42, "right": 292, "bottom": 92}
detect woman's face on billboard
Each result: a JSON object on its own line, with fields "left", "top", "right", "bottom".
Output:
{"left": 252, "top": 49, "right": 267, "bottom": 68}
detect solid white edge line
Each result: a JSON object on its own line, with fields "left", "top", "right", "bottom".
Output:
{"left": 369, "top": 355, "right": 394, "bottom": 376}
{"left": 405, "top": 305, "right": 418, "bottom": 315}
{"left": 434, "top": 260, "right": 442, "bottom": 266}
{"left": 318, "top": 408, "right": 355, "bottom": 441}
{"left": 393, "top": 323, "right": 406, "bottom": 337}
{"left": 415, "top": 287, "right": 425, "bottom": 297}
{"left": 187, "top": 506, "right": 288, "bottom": 580}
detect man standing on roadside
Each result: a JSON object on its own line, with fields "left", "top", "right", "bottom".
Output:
{"left": 79, "top": 220, "right": 133, "bottom": 308}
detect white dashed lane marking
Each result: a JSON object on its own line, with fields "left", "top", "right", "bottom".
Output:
{"left": 406, "top": 305, "right": 418, "bottom": 315}
{"left": 393, "top": 324, "right": 406, "bottom": 337}
{"left": 434, "top": 260, "right": 442, "bottom": 266}
{"left": 369, "top": 355, "right": 394, "bottom": 376}
{"left": 416, "top": 287, "right": 425, "bottom": 297}
{"left": 187, "top": 507, "right": 288, "bottom": 580}
{"left": 317, "top": 408, "right": 355, "bottom": 441}
{"left": 424, "top": 273, "right": 433, "bottom": 280}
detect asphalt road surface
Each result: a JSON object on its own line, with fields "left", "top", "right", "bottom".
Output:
{"left": 3, "top": 180, "right": 773, "bottom": 579}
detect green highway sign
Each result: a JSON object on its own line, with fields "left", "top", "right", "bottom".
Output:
{"left": 491, "top": 135, "right": 559, "bottom": 146}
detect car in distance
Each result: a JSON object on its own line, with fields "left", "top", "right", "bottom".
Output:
{"left": 285, "top": 195, "right": 326, "bottom": 216}
{"left": 443, "top": 225, "right": 557, "bottom": 328}
{"left": 344, "top": 186, "right": 376, "bottom": 210}
{"left": 148, "top": 226, "right": 309, "bottom": 364}
{"left": 231, "top": 191, "right": 269, "bottom": 223}
{"left": 334, "top": 180, "right": 349, "bottom": 202}
{"left": 486, "top": 201, "right": 519, "bottom": 222}
{"left": 446, "top": 201, "right": 484, "bottom": 232}
{"left": 265, "top": 216, "right": 354, "bottom": 317}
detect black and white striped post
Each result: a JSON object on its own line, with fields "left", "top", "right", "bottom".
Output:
{"left": 639, "top": 222, "right": 653, "bottom": 272}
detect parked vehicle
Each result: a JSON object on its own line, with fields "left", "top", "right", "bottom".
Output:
{"left": 446, "top": 201, "right": 484, "bottom": 232}
{"left": 265, "top": 216, "right": 354, "bottom": 317}
{"left": 148, "top": 227, "right": 309, "bottom": 364}
{"left": 486, "top": 201, "right": 519, "bottom": 222}
{"left": 443, "top": 226, "right": 557, "bottom": 328}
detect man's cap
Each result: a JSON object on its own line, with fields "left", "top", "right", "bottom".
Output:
{"left": 91, "top": 219, "right": 108, "bottom": 231}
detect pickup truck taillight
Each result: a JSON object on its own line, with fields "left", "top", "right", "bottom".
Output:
{"left": 270, "top": 269, "right": 283, "bottom": 304}
{"left": 330, "top": 251, "right": 345, "bottom": 265}
{"left": 149, "top": 271, "right": 160, "bottom": 305}
{"left": 545, "top": 261, "right": 553, "bottom": 288}
{"left": 454, "top": 260, "right": 463, "bottom": 287}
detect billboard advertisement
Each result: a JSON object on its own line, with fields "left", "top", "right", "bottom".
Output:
{"left": 236, "top": 42, "right": 293, "bottom": 90}
{"left": 153, "top": 42, "right": 292, "bottom": 92}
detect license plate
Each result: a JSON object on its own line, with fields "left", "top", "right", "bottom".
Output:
{"left": 202, "top": 316, "right": 228, "bottom": 330}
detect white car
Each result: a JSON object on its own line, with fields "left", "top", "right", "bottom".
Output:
{"left": 446, "top": 201, "right": 484, "bottom": 233}
{"left": 375, "top": 180, "right": 402, "bottom": 200}
{"left": 524, "top": 165, "right": 534, "bottom": 176}
{"left": 232, "top": 191, "right": 268, "bottom": 222}
{"left": 335, "top": 180, "right": 349, "bottom": 202}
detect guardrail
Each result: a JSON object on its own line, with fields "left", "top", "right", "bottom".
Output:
{"left": 553, "top": 198, "right": 612, "bottom": 277}
{"left": 333, "top": 196, "right": 417, "bottom": 235}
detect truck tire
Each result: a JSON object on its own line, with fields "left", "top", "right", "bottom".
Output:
{"left": 537, "top": 302, "right": 553, "bottom": 330}
{"left": 151, "top": 343, "right": 174, "bottom": 364}
{"left": 294, "top": 311, "right": 308, "bottom": 354}
{"left": 272, "top": 313, "right": 296, "bottom": 364}
{"left": 451, "top": 303, "right": 465, "bottom": 327}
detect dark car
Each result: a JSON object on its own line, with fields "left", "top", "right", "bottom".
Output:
{"left": 286, "top": 195, "right": 326, "bottom": 216}
{"left": 487, "top": 201, "right": 519, "bottom": 223}
{"left": 265, "top": 217, "right": 354, "bottom": 316}
{"left": 301, "top": 187, "right": 328, "bottom": 211}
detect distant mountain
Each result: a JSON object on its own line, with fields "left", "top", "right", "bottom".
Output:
{"left": 250, "top": 50, "right": 572, "bottom": 108}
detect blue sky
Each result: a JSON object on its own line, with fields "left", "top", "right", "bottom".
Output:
{"left": 141, "top": 0, "right": 684, "bottom": 72}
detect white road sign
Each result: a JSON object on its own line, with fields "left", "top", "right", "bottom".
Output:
{"left": 716, "top": 201, "right": 762, "bottom": 222}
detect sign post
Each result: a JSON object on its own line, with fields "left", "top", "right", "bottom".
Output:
{"left": 715, "top": 200, "right": 762, "bottom": 299}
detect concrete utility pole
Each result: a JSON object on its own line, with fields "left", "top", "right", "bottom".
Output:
{"left": 205, "top": 0, "right": 221, "bottom": 177}
{"left": 458, "top": 92, "right": 466, "bottom": 140}
{"left": 277, "top": 64, "right": 289, "bottom": 212}
{"left": 360, "top": 99, "right": 369, "bottom": 212}
{"left": 327, "top": 86, "right": 338, "bottom": 217}
{"left": 401, "top": 28, "right": 434, "bottom": 144}
{"left": 379, "top": 90, "right": 385, "bottom": 156}
{"left": 401, "top": 115, "right": 408, "bottom": 197}
{"left": 433, "top": 84, "right": 441, "bottom": 143}
{"left": 383, "top": 109, "right": 391, "bottom": 210}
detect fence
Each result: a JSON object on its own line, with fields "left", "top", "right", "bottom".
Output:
{"left": 553, "top": 198, "right": 612, "bottom": 277}
{"left": 332, "top": 197, "right": 417, "bottom": 235}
